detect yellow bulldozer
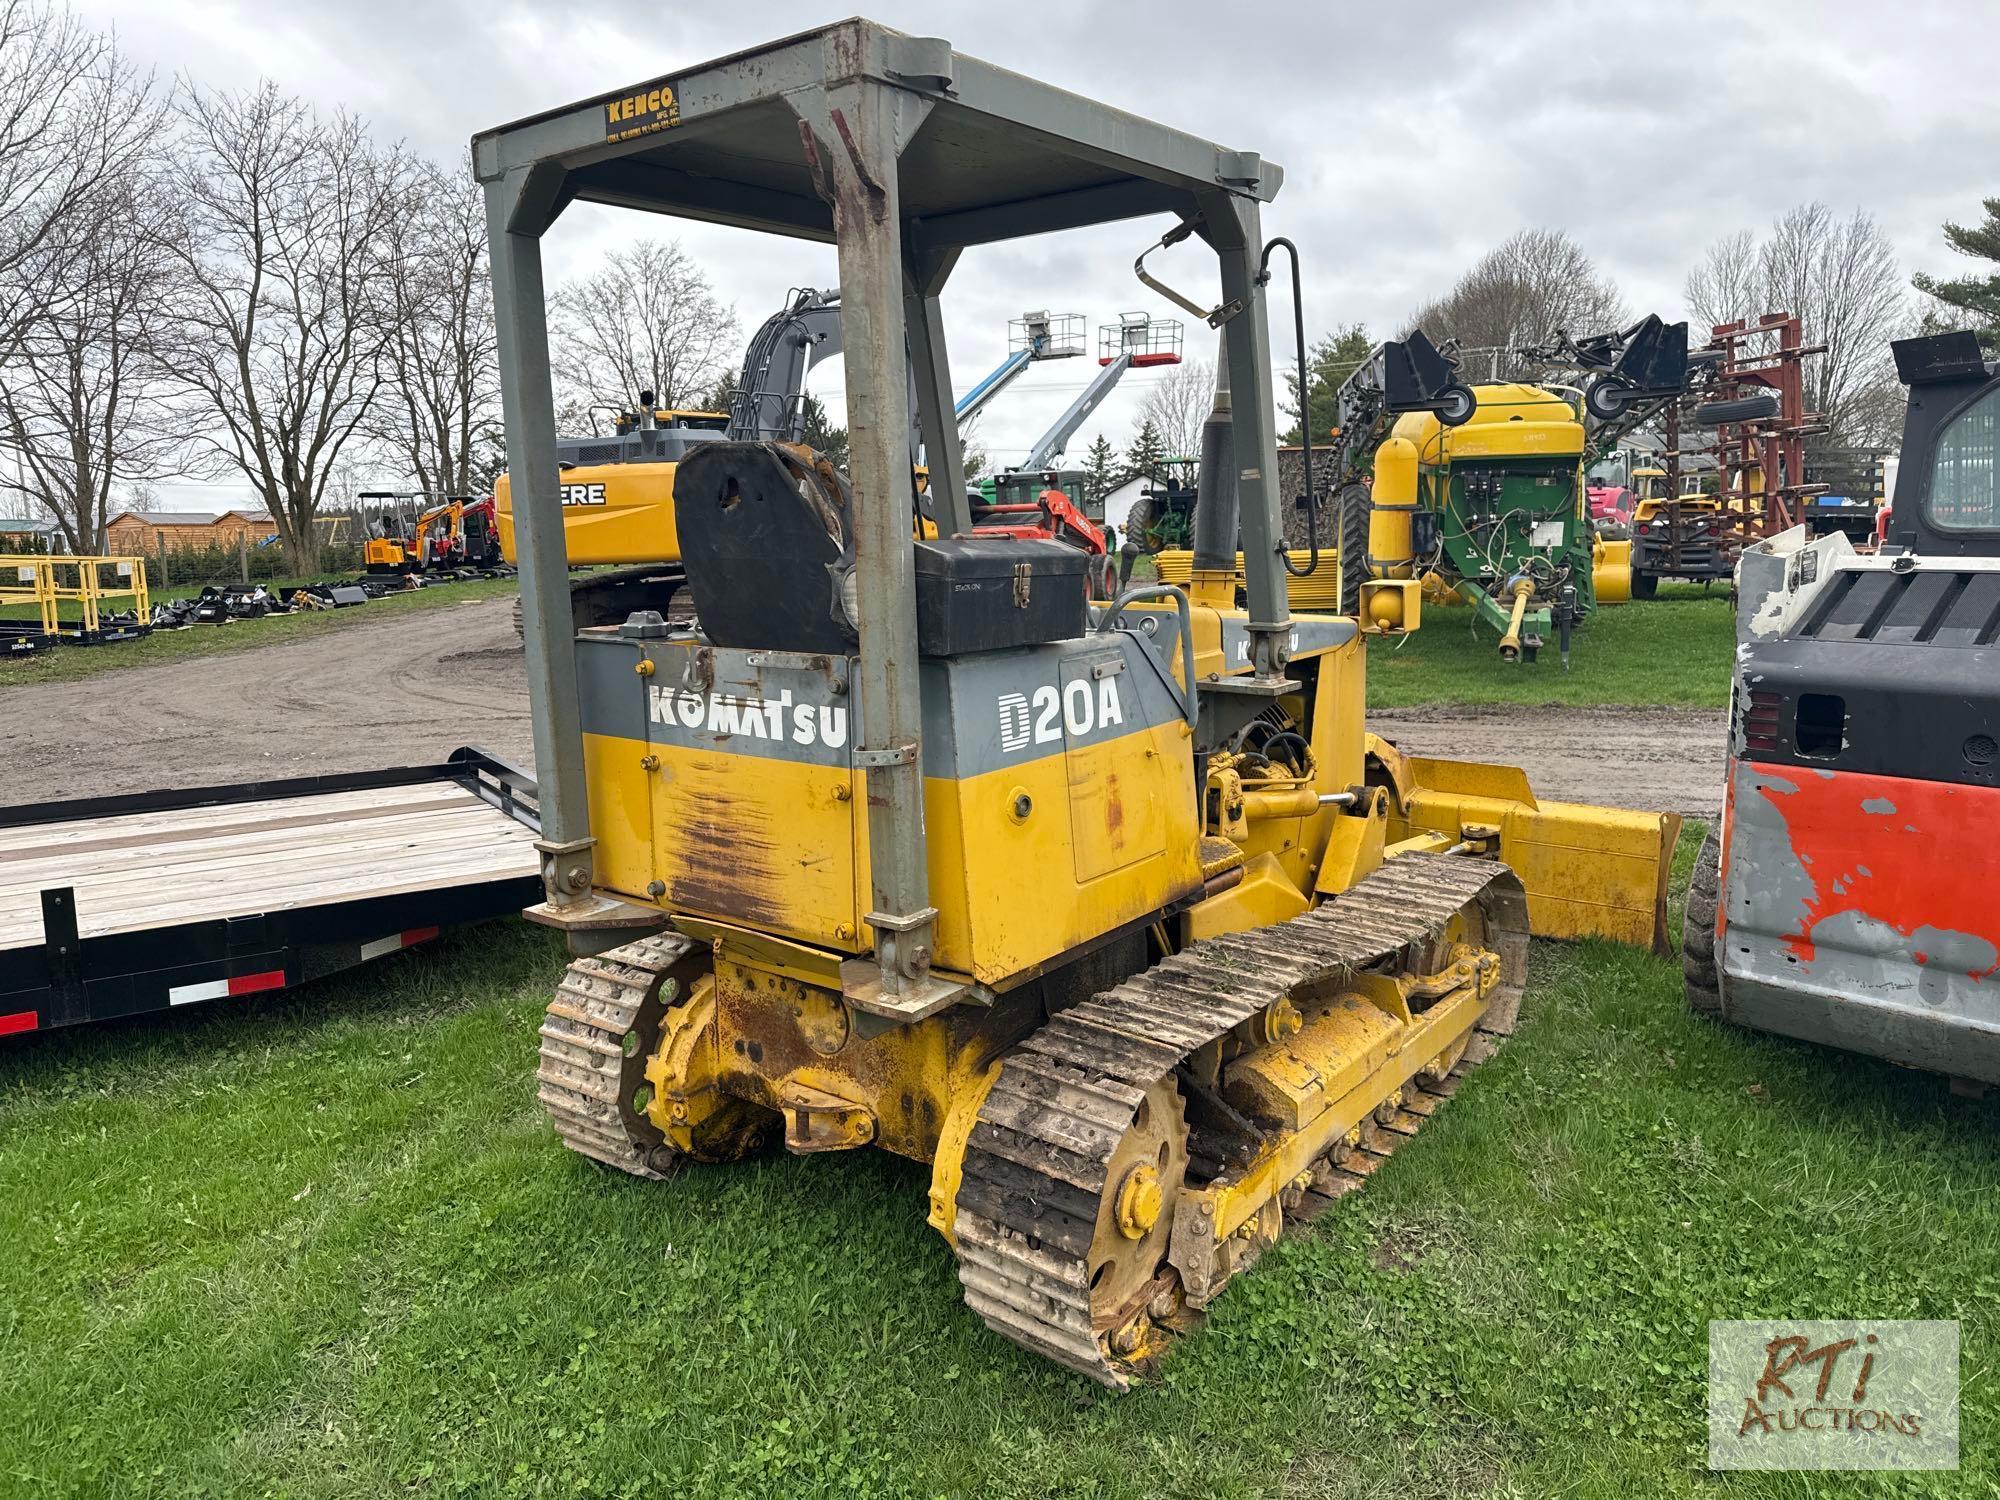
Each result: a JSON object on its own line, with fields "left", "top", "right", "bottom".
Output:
{"left": 476, "top": 20, "right": 1679, "bottom": 1387}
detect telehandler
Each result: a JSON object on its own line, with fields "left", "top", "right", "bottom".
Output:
{"left": 476, "top": 20, "right": 1678, "bottom": 1386}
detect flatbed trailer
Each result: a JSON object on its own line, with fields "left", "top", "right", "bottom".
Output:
{"left": 0, "top": 748, "right": 541, "bottom": 1035}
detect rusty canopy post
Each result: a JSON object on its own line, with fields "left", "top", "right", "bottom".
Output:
{"left": 790, "top": 68, "right": 941, "bottom": 991}
{"left": 905, "top": 244, "right": 972, "bottom": 540}
{"left": 483, "top": 166, "right": 596, "bottom": 909}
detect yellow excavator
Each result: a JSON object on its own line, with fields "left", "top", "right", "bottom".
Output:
{"left": 494, "top": 287, "right": 1035, "bottom": 633}
{"left": 492, "top": 292, "right": 848, "bottom": 632}
{"left": 476, "top": 20, "right": 1679, "bottom": 1387}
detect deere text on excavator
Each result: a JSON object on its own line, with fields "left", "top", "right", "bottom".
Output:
{"left": 476, "top": 20, "right": 1679, "bottom": 1386}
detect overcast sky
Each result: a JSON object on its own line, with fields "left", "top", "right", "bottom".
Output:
{"left": 79, "top": 0, "right": 2000, "bottom": 510}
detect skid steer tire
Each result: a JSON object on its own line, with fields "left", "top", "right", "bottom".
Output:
{"left": 1694, "top": 393, "right": 1780, "bottom": 427}
{"left": 1630, "top": 568, "right": 1659, "bottom": 600}
{"left": 1683, "top": 828, "right": 1723, "bottom": 1017}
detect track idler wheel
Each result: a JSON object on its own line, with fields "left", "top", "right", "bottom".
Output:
{"left": 536, "top": 933, "right": 771, "bottom": 1178}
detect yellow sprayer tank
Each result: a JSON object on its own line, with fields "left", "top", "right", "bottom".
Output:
{"left": 1389, "top": 382, "right": 1585, "bottom": 465}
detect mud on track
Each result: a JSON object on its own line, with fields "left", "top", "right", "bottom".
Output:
{"left": 1, "top": 597, "right": 1726, "bottom": 823}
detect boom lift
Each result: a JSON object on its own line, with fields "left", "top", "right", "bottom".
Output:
{"left": 952, "top": 310, "right": 1086, "bottom": 427}
{"left": 980, "top": 314, "right": 1183, "bottom": 523}
{"left": 1685, "top": 331, "right": 2000, "bottom": 1089}
{"left": 476, "top": 20, "right": 1679, "bottom": 1387}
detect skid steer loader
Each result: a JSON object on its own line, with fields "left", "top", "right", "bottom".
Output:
{"left": 1685, "top": 330, "right": 2000, "bottom": 1089}
{"left": 476, "top": 20, "right": 1679, "bottom": 1387}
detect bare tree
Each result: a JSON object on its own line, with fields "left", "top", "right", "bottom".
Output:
{"left": 550, "top": 239, "right": 738, "bottom": 418}
{"left": 1136, "top": 355, "right": 1211, "bottom": 460}
{"left": 0, "top": 5, "right": 162, "bottom": 357}
{"left": 1684, "top": 229, "right": 1761, "bottom": 333}
{"left": 369, "top": 158, "right": 499, "bottom": 496}
{"left": 1408, "top": 229, "right": 1624, "bottom": 379}
{"left": 1684, "top": 204, "right": 1908, "bottom": 445}
{"left": 158, "top": 82, "right": 411, "bottom": 572}
{"left": 0, "top": 171, "right": 187, "bottom": 552}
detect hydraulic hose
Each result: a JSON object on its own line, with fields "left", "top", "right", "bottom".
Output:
{"left": 1259, "top": 237, "right": 1320, "bottom": 579}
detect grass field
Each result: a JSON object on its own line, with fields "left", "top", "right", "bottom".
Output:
{"left": 1366, "top": 584, "right": 1735, "bottom": 710}
{"left": 3, "top": 834, "right": 1993, "bottom": 1498}
{"left": 0, "top": 576, "right": 519, "bottom": 686}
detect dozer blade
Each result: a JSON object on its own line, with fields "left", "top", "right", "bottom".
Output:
{"left": 1372, "top": 737, "right": 1681, "bottom": 954}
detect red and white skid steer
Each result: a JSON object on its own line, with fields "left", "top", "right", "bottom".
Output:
{"left": 1685, "top": 330, "right": 2000, "bottom": 1090}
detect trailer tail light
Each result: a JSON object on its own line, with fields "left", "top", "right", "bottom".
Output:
{"left": 0, "top": 1010, "right": 38, "bottom": 1036}
{"left": 1743, "top": 690, "right": 1783, "bottom": 755}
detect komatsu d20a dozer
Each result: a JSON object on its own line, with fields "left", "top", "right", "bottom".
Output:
{"left": 1685, "top": 331, "right": 2000, "bottom": 1089}
{"left": 475, "top": 20, "right": 1679, "bottom": 1387}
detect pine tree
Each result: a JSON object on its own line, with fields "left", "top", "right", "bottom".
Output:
{"left": 1080, "top": 433, "right": 1118, "bottom": 509}
{"left": 799, "top": 392, "right": 849, "bottom": 469}
{"left": 1282, "top": 324, "right": 1373, "bottom": 444}
{"left": 1123, "top": 418, "right": 1167, "bottom": 489}
{"left": 1915, "top": 197, "right": 2000, "bottom": 352}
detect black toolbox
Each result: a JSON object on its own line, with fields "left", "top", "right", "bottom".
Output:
{"left": 913, "top": 538, "right": 1088, "bottom": 655}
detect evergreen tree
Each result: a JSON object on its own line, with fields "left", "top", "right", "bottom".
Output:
{"left": 799, "top": 392, "right": 849, "bottom": 469}
{"left": 1915, "top": 197, "right": 2000, "bottom": 352}
{"left": 1123, "top": 418, "right": 1167, "bottom": 488}
{"left": 1283, "top": 324, "right": 1373, "bottom": 444}
{"left": 1080, "top": 432, "right": 1118, "bottom": 509}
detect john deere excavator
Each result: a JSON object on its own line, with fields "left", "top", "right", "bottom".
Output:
{"left": 493, "top": 287, "right": 844, "bottom": 635}
{"left": 476, "top": 21, "right": 1679, "bottom": 1387}
{"left": 496, "top": 288, "right": 1080, "bottom": 635}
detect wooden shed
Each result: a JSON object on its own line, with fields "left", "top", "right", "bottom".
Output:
{"left": 105, "top": 509, "right": 279, "bottom": 552}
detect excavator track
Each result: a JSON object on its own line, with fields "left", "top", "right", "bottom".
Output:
{"left": 512, "top": 563, "right": 691, "bottom": 640}
{"left": 535, "top": 932, "right": 696, "bottom": 1179}
{"left": 952, "top": 851, "right": 1529, "bottom": 1387}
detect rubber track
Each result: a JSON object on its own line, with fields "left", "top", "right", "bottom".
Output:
{"left": 536, "top": 932, "right": 694, "bottom": 1179}
{"left": 952, "top": 851, "right": 1529, "bottom": 1387}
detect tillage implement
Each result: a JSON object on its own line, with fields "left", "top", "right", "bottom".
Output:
{"left": 475, "top": 20, "right": 1678, "bottom": 1386}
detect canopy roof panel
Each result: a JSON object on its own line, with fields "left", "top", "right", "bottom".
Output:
{"left": 472, "top": 17, "right": 1282, "bottom": 245}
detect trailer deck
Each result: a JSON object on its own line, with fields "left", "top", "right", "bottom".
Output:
{"left": 1, "top": 748, "right": 542, "bottom": 1034}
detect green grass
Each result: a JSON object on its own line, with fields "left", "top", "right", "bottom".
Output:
{"left": 1367, "top": 583, "right": 1736, "bottom": 710}
{"left": 3, "top": 835, "right": 1994, "bottom": 1498}
{"left": 0, "top": 576, "right": 519, "bottom": 685}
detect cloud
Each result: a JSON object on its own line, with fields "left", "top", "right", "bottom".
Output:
{"left": 77, "top": 0, "right": 2000, "bottom": 483}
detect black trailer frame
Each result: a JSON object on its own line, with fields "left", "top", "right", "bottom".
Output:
{"left": 1, "top": 748, "right": 542, "bottom": 1035}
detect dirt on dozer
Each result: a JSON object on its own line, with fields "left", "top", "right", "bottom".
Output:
{"left": 0, "top": 596, "right": 1726, "bottom": 821}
